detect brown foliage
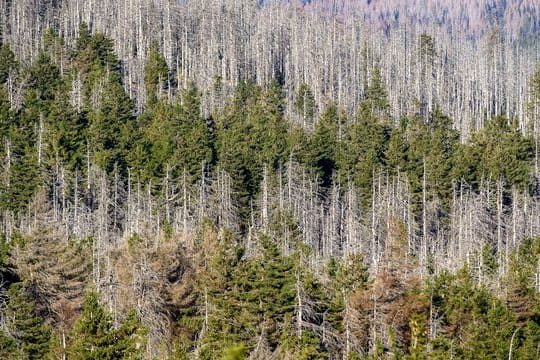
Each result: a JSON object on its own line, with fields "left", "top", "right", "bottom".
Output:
{"left": 348, "top": 218, "right": 429, "bottom": 352}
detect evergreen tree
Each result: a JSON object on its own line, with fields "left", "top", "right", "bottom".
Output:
{"left": 47, "top": 81, "right": 87, "bottom": 170}
{"left": 88, "top": 74, "right": 134, "bottom": 173}
{"left": 0, "top": 43, "right": 17, "bottom": 84}
{"left": 339, "top": 101, "right": 390, "bottom": 195}
{"left": 472, "top": 116, "right": 533, "bottom": 190}
{"left": 140, "top": 100, "right": 175, "bottom": 181}
{"left": 73, "top": 25, "right": 122, "bottom": 108}
{"left": 294, "top": 82, "right": 316, "bottom": 126}
{"left": 505, "top": 237, "right": 540, "bottom": 324}
{"left": 200, "top": 235, "right": 300, "bottom": 358}
{"left": 405, "top": 108, "right": 459, "bottom": 209}
{"left": 4, "top": 283, "right": 51, "bottom": 360}
{"left": 144, "top": 42, "right": 169, "bottom": 107}
{"left": 385, "top": 118, "right": 409, "bottom": 174}
{"left": 174, "top": 83, "right": 213, "bottom": 180}
{"left": 309, "top": 102, "right": 342, "bottom": 187}
{"left": 256, "top": 79, "right": 289, "bottom": 169}
{"left": 29, "top": 51, "right": 61, "bottom": 102}
{"left": 68, "top": 291, "right": 144, "bottom": 360}
{"left": 198, "top": 228, "right": 245, "bottom": 358}
{"left": 427, "top": 268, "right": 515, "bottom": 358}
{"left": 365, "top": 66, "right": 390, "bottom": 119}
{"left": 0, "top": 104, "right": 41, "bottom": 213}
{"left": 216, "top": 80, "right": 264, "bottom": 223}
{"left": 0, "top": 331, "right": 17, "bottom": 360}
{"left": 325, "top": 254, "right": 370, "bottom": 359}
{"left": 424, "top": 107, "right": 460, "bottom": 203}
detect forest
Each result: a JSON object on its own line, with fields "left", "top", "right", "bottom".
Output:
{"left": 0, "top": 0, "right": 540, "bottom": 359}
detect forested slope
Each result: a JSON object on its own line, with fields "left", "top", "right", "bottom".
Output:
{"left": 0, "top": 1, "right": 540, "bottom": 359}
{"left": 1, "top": 0, "right": 539, "bottom": 134}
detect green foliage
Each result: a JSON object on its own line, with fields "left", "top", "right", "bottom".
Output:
{"left": 233, "top": 237, "right": 296, "bottom": 347}
{"left": 29, "top": 51, "right": 61, "bottom": 102}
{"left": 405, "top": 108, "right": 460, "bottom": 207}
{"left": 216, "top": 81, "right": 260, "bottom": 212}
{"left": 138, "top": 100, "right": 174, "bottom": 180}
{"left": 256, "top": 79, "right": 289, "bottom": 169}
{"left": 457, "top": 116, "right": 533, "bottom": 190}
{"left": 216, "top": 79, "right": 289, "bottom": 223}
{"left": 0, "top": 143, "right": 41, "bottom": 213}
{"left": 68, "top": 291, "right": 145, "bottom": 360}
{"left": 200, "top": 234, "right": 324, "bottom": 357}
{"left": 512, "top": 321, "right": 540, "bottom": 360}
{"left": 222, "top": 344, "right": 247, "bottom": 360}
{"left": 0, "top": 331, "right": 17, "bottom": 359}
{"left": 506, "top": 237, "right": 540, "bottom": 324}
{"left": 295, "top": 82, "right": 316, "bottom": 124}
{"left": 0, "top": 234, "right": 10, "bottom": 272}
{"left": 0, "top": 43, "right": 17, "bottom": 84}
{"left": 3, "top": 283, "right": 52, "bottom": 359}
{"left": 73, "top": 24, "right": 121, "bottom": 108}
{"left": 47, "top": 81, "right": 87, "bottom": 170}
{"left": 332, "top": 253, "right": 370, "bottom": 295}
{"left": 339, "top": 101, "right": 390, "bottom": 195}
{"left": 88, "top": 74, "right": 134, "bottom": 173}
{"left": 137, "top": 82, "right": 213, "bottom": 184}
{"left": 174, "top": 83, "right": 214, "bottom": 180}
{"left": 425, "top": 267, "right": 539, "bottom": 359}
{"left": 127, "top": 233, "right": 142, "bottom": 251}
{"left": 385, "top": 118, "right": 409, "bottom": 173}
{"left": 309, "top": 102, "right": 342, "bottom": 186}
{"left": 407, "top": 313, "right": 428, "bottom": 359}
{"left": 144, "top": 42, "right": 169, "bottom": 107}
{"left": 365, "top": 66, "right": 390, "bottom": 119}
{"left": 279, "top": 330, "right": 326, "bottom": 360}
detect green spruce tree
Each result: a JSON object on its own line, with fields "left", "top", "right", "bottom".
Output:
{"left": 4, "top": 283, "right": 52, "bottom": 360}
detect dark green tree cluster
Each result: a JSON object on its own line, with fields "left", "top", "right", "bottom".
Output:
{"left": 1, "top": 25, "right": 537, "bottom": 221}
{"left": 68, "top": 291, "right": 145, "bottom": 360}
{"left": 195, "top": 234, "right": 336, "bottom": 359}
{"left": 426, "top": 262, "right": 540, "bottom": 359}
{"left": 0, "top": 283, "right": 52, "bottom": 360}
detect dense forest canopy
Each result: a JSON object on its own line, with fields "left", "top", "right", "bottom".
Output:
{"left": 0, "top": 0, "right": 539, "bottom": 359}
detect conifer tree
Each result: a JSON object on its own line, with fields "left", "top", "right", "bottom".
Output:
{"left": 340, "top": 101, "right": 390, "bottom": 195}
{"left": 0, "top": 103, "right": 41, "bottom": 212}
{"left": 48, "top": 81, "right": 87, "bottom": 170}
{"left": 174, "top": 83, "right": 213, "bottom": 181}
{"left": 385, "top": 119, "right": 409, "bottom": 174}
{"left": 294, "top": 82, "right": 316, "bottom": 127}
{"left": 481, "top": 116, "right": 533, "bottom": 189}
{"left": 4, "top": 283, "right": 52, "bottom": 360}
{"left": 0, "top": 44, "right": 17, "bottom": 84}
{"left": 365, "top": 66, "right": 390, "bottom": 119}
{"left": 68, "top": 291, "right": 144, "bottom": 360}
{"left": 505, "top": 237, "right": 540, "bottom": 324}
{"left": 140, "top": 100, "right": 175, "bottom": 181}
{"left": 216, "top": 80, "right": 264, "bottom": 223}
{"left": 144, "top": 42, "right": 169, "bottom": 107}
{"left": 197, "top": 228, "right": 244, "bottom": 358}
{"left": 256, "top": 79, "right": 288, "bottom": 170}
{"left": 0, "top": 331, "right": 17, "bottom": 359}
{"left": 29, "top": 51, "right": 60, "bottom": 103}
{"left": 309, "top": 102, "right": 341, "bottom": 187}
{"left": 88, "top": 74, "right": 134, "bottom": 173}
